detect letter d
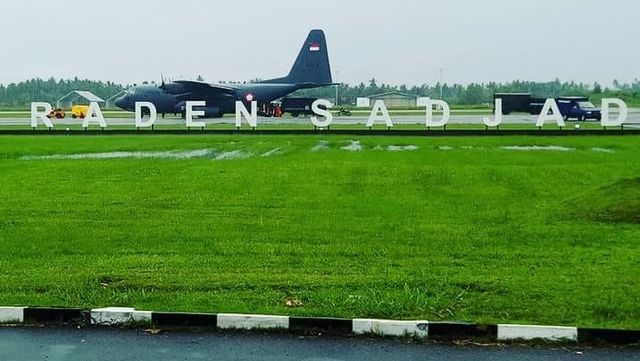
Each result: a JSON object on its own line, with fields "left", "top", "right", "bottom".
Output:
{"left": 135, "top": 102, "right": 157, "bottom": 128}
{"left": 601, "top": 98, "right": 627, "bottom": 127}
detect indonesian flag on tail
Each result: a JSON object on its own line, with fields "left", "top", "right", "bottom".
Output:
{"left": 309, "top": 43, "right": 320, "bottom": 52}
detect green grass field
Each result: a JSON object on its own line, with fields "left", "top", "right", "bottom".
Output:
{"left": 0, "top": 135, "right": 639, "bottom": 329}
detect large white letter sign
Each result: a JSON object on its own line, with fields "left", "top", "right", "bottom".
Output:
{"left": 536, "top": 99, "right": 565, "bottom": 128}
{"left": 483, "top": 98, "right": 503, "bottom": 127}
{"left": 601, "top": 98, "right": 628, "bottom": 127}
{"left": 82, "top": 102, "right": 107, "bottom": 128}
{"left": 235, "top": 101, "right": 258, "bottom": 128}
{"left": 425, "top": 99, "right": 450, "bottom": 127}
{"left": 365, "top": 100, "right": 393, "bottom": 128}
{"left": 186, "top": 101, "right": 206, "bottom": 128}
{"left": 310, "top": 99, "right": 333, "bottom": 128}
{"left": 135, "top": 102, "right": 157, "bottom": 128}
{"left": 30, "top": 102, "right": 54, "bottom": 128}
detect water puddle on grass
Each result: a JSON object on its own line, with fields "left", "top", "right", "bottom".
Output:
{"left": 215, "top": 150, "right": 253, "bottom": 160}
{"left": 387, "top": 145, "right": 419, "bottom": 151}
{"left": 21, "top": 149, "right": 218, "bottom": 160}
{"left": 341, "top": 141, "right": 362, "bottom": 152}
{"left": 311, "top": 141, "right": 330, "bottom": 152}
{"left": 591, "top": 147, "right": 615, "bottom": 153}
{"left": 21, "top": 149, "right": 255, "bottom": 161}
{"left": 500, "top": 145, "right": 575, "bottom": 152}
{"left": 261, "top": 148, "right": 283, "bottom": 157}
{"left": 438, "top": 146, "right": 454, "bottom": 151}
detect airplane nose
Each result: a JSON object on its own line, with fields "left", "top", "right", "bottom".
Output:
{"left": 114, "top": 96, "right": 128, "bottom": 110}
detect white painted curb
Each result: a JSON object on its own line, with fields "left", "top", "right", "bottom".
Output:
{"left": 498, "top": 324, "right": 578, "bottom": 341}
{"left": 353, "top": 319, "right": 429, "bottom": 337}
{"left": 6, "top": 305, "right": 637, "bottom": 344}
{"left": 0, "top": 307, "right": 25, "bottom": 323}
{"left": 90, "top": 307, "right": 152, "bottom": 326}
{"left": 217, "top": 314, "right": 289, "bottom": 330}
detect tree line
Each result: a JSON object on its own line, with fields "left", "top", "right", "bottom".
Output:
{"left": 295, "top": 78, "right": 640, "bottom": 107}
{"left": 0, "top": 78, "right": 124, "bottom": 109}
{"left": 1, "top": 77, "right": 639, "bottom": 109}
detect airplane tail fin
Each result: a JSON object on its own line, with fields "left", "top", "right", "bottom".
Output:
{"left": 261, "top": 30, "right": 332, "bottom": 85}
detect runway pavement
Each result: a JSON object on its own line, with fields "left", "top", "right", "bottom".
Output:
{"left": 0, "top": 327, "right": 638, "bottom": 361}
{"left": 2, "top": 110, "right": 639, "bottom": 127}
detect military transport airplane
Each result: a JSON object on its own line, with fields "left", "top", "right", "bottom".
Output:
{"left": 114, "top": 29, "right": 333, "bottom": 118}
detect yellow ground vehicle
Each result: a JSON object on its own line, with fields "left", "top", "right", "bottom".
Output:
{"left": 47, "top": 108, "right": 65, "bottom": 119}
{"left": 71, "top": 105, "right": 89, "bottom": 119}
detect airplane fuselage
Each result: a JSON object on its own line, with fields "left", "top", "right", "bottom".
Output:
{"left": 115, "top": 82, "right": 312, "bottom": 118}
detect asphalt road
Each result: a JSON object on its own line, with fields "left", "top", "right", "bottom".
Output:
{"left": 0, "top": 328, "right": 637, "bottom": 361}
{"left": 2, "top": 111, "right": 639, "bottom": 127}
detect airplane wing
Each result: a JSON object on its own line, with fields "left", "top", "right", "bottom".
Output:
{"left": 173, "top": 80, "right": 238, "bottom": 95}
{"left": 296, "top": 82, "right": 339, "bottom": 89}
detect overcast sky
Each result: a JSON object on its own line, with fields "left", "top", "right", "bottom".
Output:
{"left": 1, "top": 0, "right": 638, "bottom": 86}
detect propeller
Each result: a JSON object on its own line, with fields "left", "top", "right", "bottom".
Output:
{"left": 159, "top": 74, "right": 166, "bottom": 90}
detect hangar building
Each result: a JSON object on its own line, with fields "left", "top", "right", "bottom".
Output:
{"left": 369, "top": 91, "right": 418, "bottom": 108}
{"left": 56, "top": 91, "right": 105, "bottom": 109}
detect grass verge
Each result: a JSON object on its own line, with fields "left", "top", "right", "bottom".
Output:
{"left": 0, "top": 135, "right": 638, "bottom": 329}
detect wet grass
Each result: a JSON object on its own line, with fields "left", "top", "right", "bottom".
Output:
{"left": 0, "top": 135, "right": 639, "bottom": 329}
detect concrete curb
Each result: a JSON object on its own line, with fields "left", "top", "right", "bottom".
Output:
{"left": 0, "top": 307, "right": 25, "bottom": 323}
{"left": 497, "top": 324, "right": 578, "bottom": 342}
{"left": 353, "top": 319, "right": 428, "bottom": 337}
{"left": 1, "top": 307, "right": 639, "bottom": 345}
